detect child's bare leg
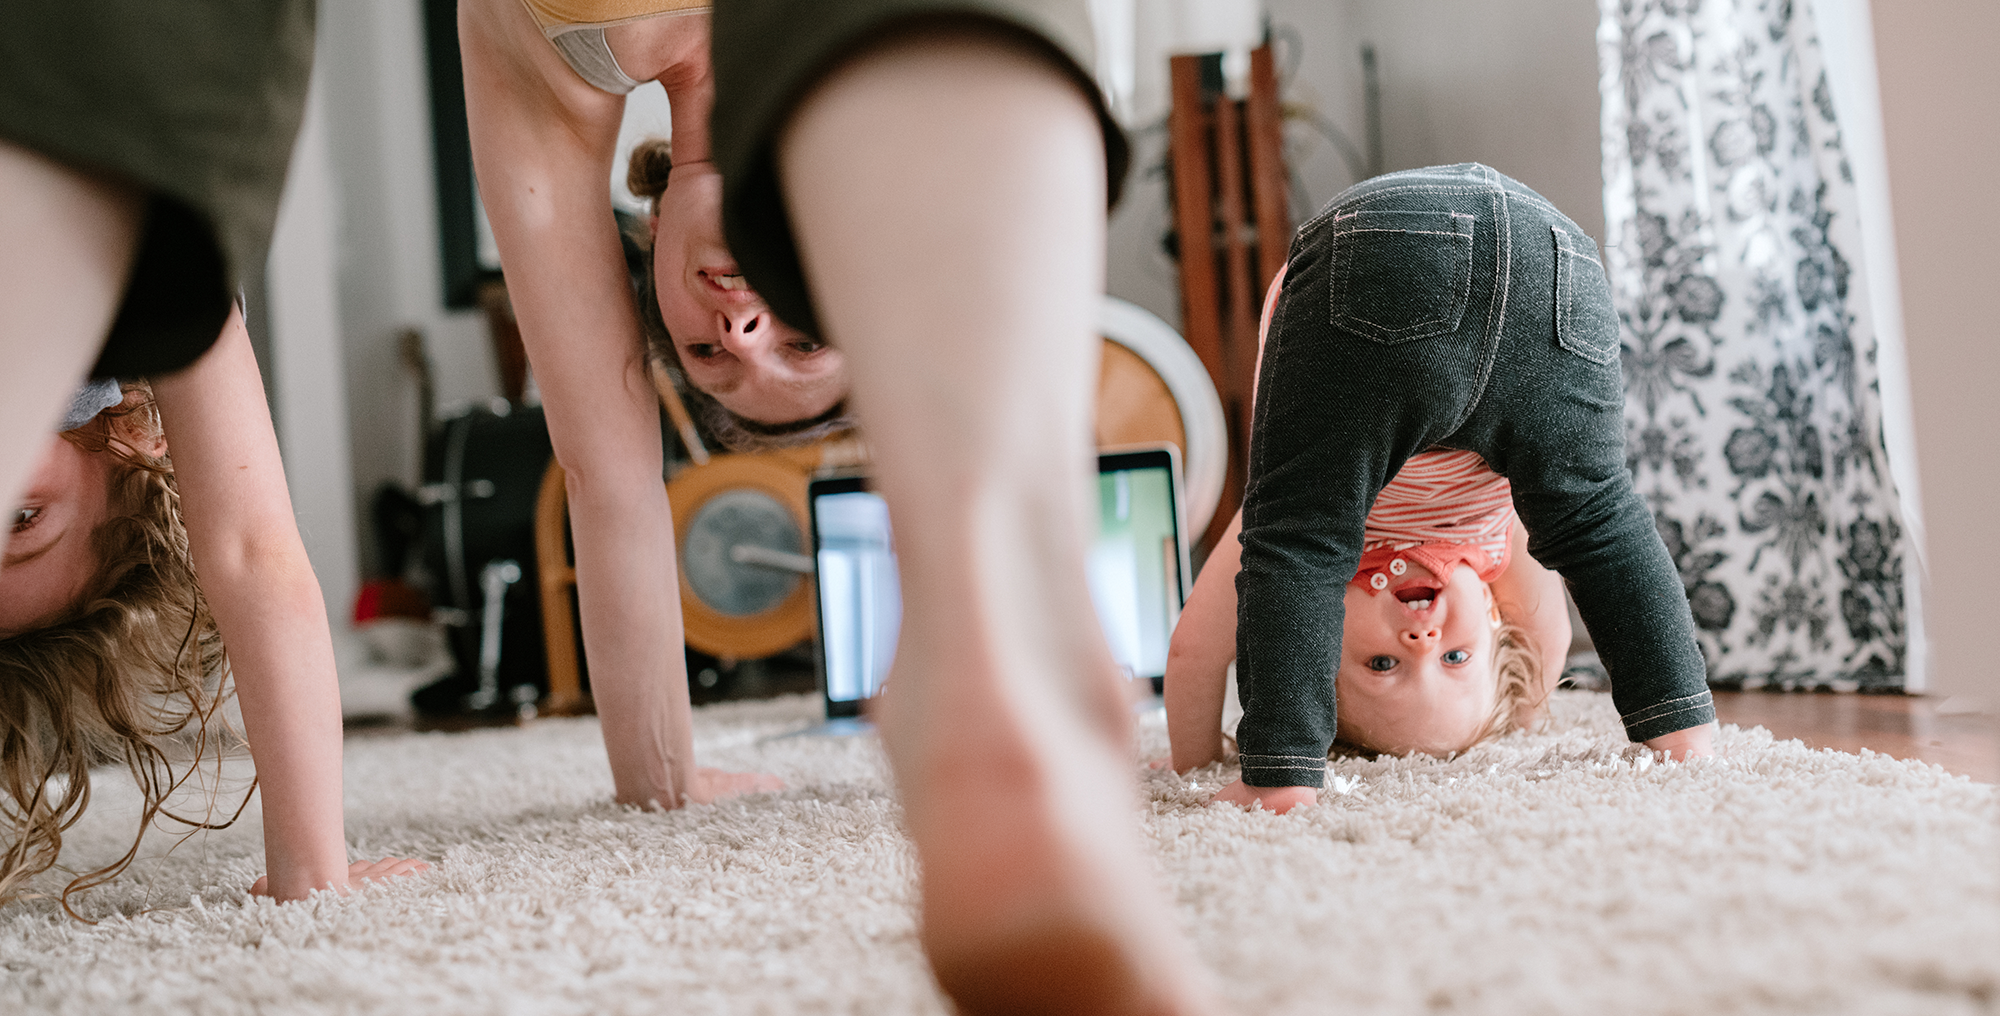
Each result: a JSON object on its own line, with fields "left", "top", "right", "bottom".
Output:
{"left": 779, "top": 28, "right": 1218, "bottom": 1016}
{"left": 0, "top": 141, "right": 142, "bottom": 537}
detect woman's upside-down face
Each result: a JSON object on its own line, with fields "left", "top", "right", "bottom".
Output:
{"left": 651, "top": 161, "right": 848, "bottom": 425}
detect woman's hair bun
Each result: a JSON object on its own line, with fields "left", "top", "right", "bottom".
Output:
{"left": 626, "top": 137, "right": 674, "bottom": 206}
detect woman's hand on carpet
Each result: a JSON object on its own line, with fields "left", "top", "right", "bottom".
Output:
{"left": 249, "top": 857, "right": 431, "bottom": 899}
{"left": 686, "top": 767, "right": 785, "bottom": 805}
{"left": 1211, "top": 779, "right": 1317, "bottom": 814}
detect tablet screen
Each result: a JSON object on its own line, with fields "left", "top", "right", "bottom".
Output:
{"left": 1087, "top": 456, "right": 1184, "bottom": 684}
{"left": 812, "top": 449, "right": 1186, "bottom": 710}
{"left": 812, "top": 485, "right": 901, "bottom": 707}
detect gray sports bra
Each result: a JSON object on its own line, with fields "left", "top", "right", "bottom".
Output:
{"left": 520, "top": 0, "right": 712, "bottom": 94}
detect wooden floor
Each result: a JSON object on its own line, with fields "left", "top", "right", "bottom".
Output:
{"left": 1712, "top": 691, "right": 1999, "bottom": 783}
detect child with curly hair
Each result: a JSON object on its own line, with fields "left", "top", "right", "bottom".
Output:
{"left": 1167, "top": 165, "right": 1717, "bottom": 812}
{"left": 1, "top": 308, "right": 427, "bottom": 910}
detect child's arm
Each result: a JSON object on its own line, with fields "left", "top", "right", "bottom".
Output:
{"left": 1165, "top": 510, "right": 1241, "bottom": 772}
{"left": 1486, "top": 515, "right": 1571, "bottom": 731}
{"left": 151, "top": 310, "right": 426, "bottom": 899}
{"left": 1196, "top": 265, "right": 1318, "bottom": 813}
{"left": 1494, "top": 516, "right": 1715, "bottom": 758}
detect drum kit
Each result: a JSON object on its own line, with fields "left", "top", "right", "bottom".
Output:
{"left": 533, "top": 296, "right": 1228, "bottom": 713}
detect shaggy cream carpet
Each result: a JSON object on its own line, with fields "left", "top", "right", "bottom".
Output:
{"left": 2, "top": 691, "right": 1994, "bottom": 1015}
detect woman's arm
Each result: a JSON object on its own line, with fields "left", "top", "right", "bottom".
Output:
{"left": 1487, "top": 515, "right": 1572, "bottom": 730}
{"left": 153, "top": 310, "right": 425, "bottom": 899}
{"left": 459, "top": 0, "right": 768, "bottom": 806}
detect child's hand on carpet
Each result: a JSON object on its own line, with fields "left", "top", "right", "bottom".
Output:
{"left": 249, "top": 857, "right": 431, "bottom": 899}
{"left": 1211, "top": 779, "right": 1317, "bottom": 814}
{"left": 686, "top": 766, "right": 785, "bottom": 805}
{"left": 1644, "top": 721, "right": 1718, "bottom": 761}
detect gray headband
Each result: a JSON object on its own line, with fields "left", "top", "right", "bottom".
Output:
{"left": 59, "top": 378, "right": 124, "bottom": 432}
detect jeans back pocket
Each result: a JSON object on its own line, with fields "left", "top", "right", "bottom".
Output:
{"left": 1552, "top": 225, "right": 1620, "bottom": 365}
{"left": 1328, "top": 210, "right": 1474, "bottom": 345}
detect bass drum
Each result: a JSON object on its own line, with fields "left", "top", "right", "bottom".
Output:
{"left": 414, "top": 402, "right": 554, "bottom": 715}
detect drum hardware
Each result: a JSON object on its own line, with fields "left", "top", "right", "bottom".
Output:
{"left": 417, "top": 480, "right": 496, "bottom": 504}
{"left": 464, "top": 559, "right": 538, "bottom": 719}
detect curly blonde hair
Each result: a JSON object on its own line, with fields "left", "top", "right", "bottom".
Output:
{"left": 1476, "top": 620, "right": 1549, "bottom": 745}
{"left": 624, "top": 137, "right": 856, "bottom": 452}
{"left": 0, "top": 386, "right": 237, "bottom": 916}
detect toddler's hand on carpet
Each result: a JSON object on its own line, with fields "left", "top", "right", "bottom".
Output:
{"left": 1645, "top": 721, "right": 1718, "bottom": 761}
{"left": 687, "top": 766, "right": 785, "bottom": 805}
{"left": 1211, "top": 778, "right": 1317, "bottom": 814}
{"left": 249, "top": 857, "right": 430, "bottom": 899}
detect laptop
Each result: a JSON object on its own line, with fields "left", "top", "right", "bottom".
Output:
{"left": 807, "top": 444, "right": 1191, "bottom": 725}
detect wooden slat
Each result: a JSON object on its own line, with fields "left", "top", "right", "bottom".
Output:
{"left": 1246, "top": 44, "right": 1292, "bottom": 295}
{"left": 1211, "top": 94, "right": 1258, "bottom": 558}
{"left": 1168, "top": 55, "right": 1224, "bottom": 393}
{"left": 1213, "top": 95, "right": 1257, "bottom": 421}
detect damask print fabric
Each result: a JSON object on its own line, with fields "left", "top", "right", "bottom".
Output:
{"left": 1596, "top": 0, "right": 1909, "bottom": 689}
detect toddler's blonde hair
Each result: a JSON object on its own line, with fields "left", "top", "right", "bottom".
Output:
{"left": 1476, "top": 620, "right": 1549, "bottom": 745}
{"left": 0, "top": 386, "right": 235, "bottom": 916}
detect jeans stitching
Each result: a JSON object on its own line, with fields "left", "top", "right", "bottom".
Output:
{"left": 1620, "top": 689, "right": 1715, "bottom": 726}
{"left": 1448, "top": 185, "right": 1508, "bottom": 438}
{"left": 1557, "top": 229, "right": 1574, "bottom": 345}
{"left": 1328, "top": 212, "right": 1475, "bottom": 344}
{"left": 1300, "top": 180, "right": 1499, "bottom": 245}
{"left": 1552, "top": 225, "right": 1617, "bottom": 366}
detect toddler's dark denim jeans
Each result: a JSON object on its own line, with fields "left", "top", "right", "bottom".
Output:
{"left": 1235, "top": 164, "right": 1713, "bottom": 787}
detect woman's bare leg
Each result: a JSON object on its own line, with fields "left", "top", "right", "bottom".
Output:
{"left": 0, "top": 141, "right": 142, "bottom": 542}
{"left": 779, "top": 29, "right": 1218, "bottom": 1016}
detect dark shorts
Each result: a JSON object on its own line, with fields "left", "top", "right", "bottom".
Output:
{"left": 0, "top": 0, "right": 316, "bottom": 379}
{"left": 710, "top": 0, "right": 1127, "bottom": 340}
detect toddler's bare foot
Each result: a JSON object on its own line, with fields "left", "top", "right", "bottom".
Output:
{"left": 1211, "top": 778, "right": 1318, "bottom": 815}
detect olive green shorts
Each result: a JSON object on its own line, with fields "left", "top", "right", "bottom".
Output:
{"left": 0, "top": 1, "right": 315, "bottom": 378}
{"left": 710, "top": 0, "right": 1128, "bottom": 340}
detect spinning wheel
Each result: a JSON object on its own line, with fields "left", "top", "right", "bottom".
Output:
{"left": 666, "top": 444, "right": 824, "bottom": 659}
{"left": 535, "top": 296, "right": 1225, "bottom": 711}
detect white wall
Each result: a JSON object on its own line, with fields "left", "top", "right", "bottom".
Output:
{"left": 267, "top": 61, "right": 360, "bottom": 629}
{"left": 316, "top": 0, "right": 501, "bottom": 575}
{"left": 1871, "top": 1, "right": 2000, "bottom": 712}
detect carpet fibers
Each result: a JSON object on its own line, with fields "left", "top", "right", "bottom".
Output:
{"left": 2, "top": 692, "right": 1994, "bottom": 1015}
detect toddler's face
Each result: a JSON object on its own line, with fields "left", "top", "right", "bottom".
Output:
{"left": 0, "top": 437, "right": 118, "bottom": 636}
{"left": 1334, "top": 558, "right": 1498, "bottom": 756}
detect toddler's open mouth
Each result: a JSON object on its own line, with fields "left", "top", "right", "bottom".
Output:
{"left": 1394, "top": 584, "right": 1441, "bottom": 612}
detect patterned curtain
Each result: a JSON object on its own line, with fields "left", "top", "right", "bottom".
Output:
{"left": 1596, "top": 0, "right": 1909, "bottom": 689}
